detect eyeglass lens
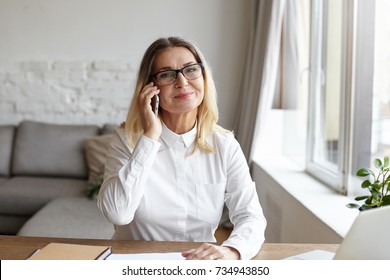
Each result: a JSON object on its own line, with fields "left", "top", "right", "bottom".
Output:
{"left": 154, "top": 64, "right": 202, "bottom": 85}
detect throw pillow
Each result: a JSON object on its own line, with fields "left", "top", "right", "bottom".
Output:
{"left": 84, "top": 134, "right": 113, "bottom": 184}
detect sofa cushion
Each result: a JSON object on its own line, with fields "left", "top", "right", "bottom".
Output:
{"left": 84, "top": 134, "right": 113, "bottom": 183}
{"left": 0, "top": 178, "right": 8, "bottom": 185}
{"left": 17, "top": 197, "right": 114, "bottom": 239}
{"left": 12, "top": 121, "right": 100, "bottom": 178}
{"left": 0, "top": 125, "right": 15, "bottom": 177}
{"left": 0, "top": 177, "right": 88, "bottom": 216}
{"left": 100, "top": 123, "right": 118, "bottom": 135}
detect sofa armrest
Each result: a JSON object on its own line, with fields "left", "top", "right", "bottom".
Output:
{"left": 0, "top": 125, "right": 15, "bottom": 177}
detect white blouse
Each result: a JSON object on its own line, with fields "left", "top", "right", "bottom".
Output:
{"left": 97, "top": 122, "right": 266, "bottom": 259}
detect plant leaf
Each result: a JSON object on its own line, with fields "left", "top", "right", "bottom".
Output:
{"left": 355, "top": 195, "right": 369, "bottom": 201}
{"left": 356, "top": 168, "right": 375, "bottom": 177}
{"left": 361, "top": 179, "right": 372, "bottom": 188}
{"left": 86, "top": 174, "right": 104, "bottom": 200}
{"left": 359, "top": 204, "right": 374, "bottom": 211}
{"left": 374, "top": 158, "right": 383, "bottom": 169}
{"left": 365, "top": 197, "right": 372, "bottom": 204}
{"left": 372, "top": 190, "right": 381, "bottom": 201}
{"left": 384, "top": 156, "right": 389, "bottom": 168}
{"left": 346, "top": 203, "right": 360, "bottom": 209}
{"left": 371, "top": 183, "right": 382, "bottom": 192}
{"left": 382, "top": 195, "right": 390, "bottom": 206}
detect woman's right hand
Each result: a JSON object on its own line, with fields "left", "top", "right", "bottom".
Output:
{"left": 139, "top": 82, "right": 162, "bottom": 140}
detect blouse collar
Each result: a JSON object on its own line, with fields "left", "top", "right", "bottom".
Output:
{"left": 160, "top": 120, "right": 197, "bottom": 148}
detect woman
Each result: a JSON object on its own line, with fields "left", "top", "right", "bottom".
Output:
{"left": 97, "top": 37, "right": 266, "bottom": 260}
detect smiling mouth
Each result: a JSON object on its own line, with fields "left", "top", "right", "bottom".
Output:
{"left": 175, "top": 92, "right": 193, "bottom": 99}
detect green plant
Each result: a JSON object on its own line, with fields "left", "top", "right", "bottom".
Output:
{"left": 347, "top": 156, "right": 390, "bottom": 211}
{"left": 86, "top": 174, "right": 104, "bottom": 200}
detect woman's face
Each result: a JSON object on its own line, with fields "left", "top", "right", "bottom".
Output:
{"left": 153, "top": 47, "right": 204, "bottom": 116}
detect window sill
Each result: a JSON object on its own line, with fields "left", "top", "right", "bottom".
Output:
{"left": 252, "top": 156, "right": 359, "bottom": 239}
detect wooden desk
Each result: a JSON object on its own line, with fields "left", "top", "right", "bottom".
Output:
{"left": 0, "top": 235, "right": 338, "bottom": 260}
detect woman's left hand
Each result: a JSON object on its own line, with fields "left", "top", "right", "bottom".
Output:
{"left": 182, "top": 243, "right": 240, "bottom": 260}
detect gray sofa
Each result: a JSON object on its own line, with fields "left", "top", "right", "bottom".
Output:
{"left": 0, "top": 120, "right": 115, "bottom": 239}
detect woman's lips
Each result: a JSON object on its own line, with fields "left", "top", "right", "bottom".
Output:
{"left": 175, "top": 92, "right": 193, "bottom": 99}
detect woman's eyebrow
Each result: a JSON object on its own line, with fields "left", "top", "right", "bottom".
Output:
{"left": 156, "top": 61, "right": 197, "bottom": 72}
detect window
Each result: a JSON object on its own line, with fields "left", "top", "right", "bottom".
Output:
{"left": 307, "top": 0, "right": 345, "bottom": 191}
{"left": 372, "top": 0, "right": 390, "bottom": 165}
{"left": 265, "top": 0, "right": 388, "bottom": 196}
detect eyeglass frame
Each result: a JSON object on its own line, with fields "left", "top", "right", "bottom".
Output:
{"left": 150, "top": 63, "right": 204, "bottom": 86}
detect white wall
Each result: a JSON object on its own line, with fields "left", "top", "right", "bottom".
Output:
{"left": 0, "top": 0, "right": 251, "bottom": 127}
{"left": 253, "top": 162, "right": 343, "bottom": 244}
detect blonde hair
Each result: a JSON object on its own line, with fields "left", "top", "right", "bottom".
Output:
{"left": 125, "top": 37, "right": 221, "bottom": 153}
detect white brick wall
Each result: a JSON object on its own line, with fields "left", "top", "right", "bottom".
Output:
{"left": 0, "top": 60, "right": 134, "bottom": 125}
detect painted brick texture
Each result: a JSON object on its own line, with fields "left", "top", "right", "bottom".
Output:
{"left": 0, "top": 60, "right": 135, "bottom": 125}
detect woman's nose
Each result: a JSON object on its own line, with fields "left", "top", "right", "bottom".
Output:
{"left": 175, "top": 72, "right": 188, "bottom": 87}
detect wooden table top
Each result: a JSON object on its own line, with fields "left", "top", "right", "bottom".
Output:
{"left": 0, "top": 235, "right": 338, "bottom": 260}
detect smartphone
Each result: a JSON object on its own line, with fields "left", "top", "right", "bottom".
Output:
{"left": 151, "top": 94, "right": 159, "bottom": 115}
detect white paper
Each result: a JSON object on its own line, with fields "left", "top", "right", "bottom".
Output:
{"left": 106, "top": 252, "right": 185, "bottom": 260}
{"left": 283, "top": 250, "right": 335, "bottom": 260}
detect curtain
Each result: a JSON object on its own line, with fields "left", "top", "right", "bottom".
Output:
{"left": 234, "top": 0, "right": 285, "bottom": 162}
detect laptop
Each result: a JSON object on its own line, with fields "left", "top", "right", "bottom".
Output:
{"left": 285, "top": 206, "right": 390, "bottom": 260}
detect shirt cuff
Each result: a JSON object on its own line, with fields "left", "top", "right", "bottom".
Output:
{"left": 221, "top": 237, "right": 261, "bottom": 260}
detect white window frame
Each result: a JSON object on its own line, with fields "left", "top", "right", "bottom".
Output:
{"left": 306, "top": 0, "right": 375, "bottom": 194}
